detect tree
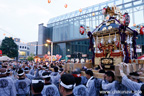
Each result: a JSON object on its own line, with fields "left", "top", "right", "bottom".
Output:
{"left": 27, "top": 53, "right": 34, "bottom": 61}
{"left": 0, "top": 37, "right": 18, "bottom": 58}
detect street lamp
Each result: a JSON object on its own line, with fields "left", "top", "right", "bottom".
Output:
{"left": 46, "top": 39, "right": 53, "bottom": 63}
{"left": 45, "top": 44, "right": 48, "bottom": 47}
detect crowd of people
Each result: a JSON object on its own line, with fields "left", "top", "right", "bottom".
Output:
{"left": 0, "top": 61, "right": 144, "bottom": 96}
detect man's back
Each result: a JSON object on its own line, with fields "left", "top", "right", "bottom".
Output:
{"left": 73, "top": 84, "right": 88, "bottom": 96}
{"left": 0, "top": 77, "right": 16, "bottom": 96}
{"left": 15, "top": 78, "right": 31, "bottom": 95}
{"left": 41, "top": 83, "right": 60, "bottom": 96}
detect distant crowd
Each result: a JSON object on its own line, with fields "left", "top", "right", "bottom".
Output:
{"left": 0, "top": 61, "right": 144, "bottom": 96}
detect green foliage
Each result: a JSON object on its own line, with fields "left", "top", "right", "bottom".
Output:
{"left": 0, "top": 37, "right": 18, "bottom": 58}
{"left": 27, "top": 53, "right": 34, "bottom": 61}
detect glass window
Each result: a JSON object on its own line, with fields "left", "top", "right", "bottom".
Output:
{"left": 19, "top": 51, "right": 26, "bottom": 56}
{"left": 107, "top": 2, "right": 115, "bottom": 7}
{"left": 60, "top": 25, "right": 64, "bottom": 41}
{"left": 65, "top": 23, "right": 69, "bottom": 41}
{"left": 136, "top": 35, "right": 141, "bottom": 45}
{"left": 142, "top": 35, "right": 144, "bottom": 45}
{"left": 92, "top": 16, "right": 95, "bottom": 29}
{"left": 115, "top": 0, "right": 123, "bottom": 7}
{"left": 124, "top": 0, "right": 132, "bottom": 3}
{"left": 74, "top": 20, "right": 80, "bottom": 39}
{"left": 86, "top": 18, "right": 90, "bottom": 27}
{"left": 134, "top": 10, "right": 143, "bottom": 26}
{"left": 134, "top": 0, "right": 142, "bottom": 5}
{"left": 54, "top": 26, "right": 60, "bottom": 42}
{"left": 124, "top": 3, "right": 132, "bottom": 7}
{"left": 69, "top": 21, "right": 74, "bottom": 40}
{"left": 129, "top": 13, "right": 133, "bottom": 27}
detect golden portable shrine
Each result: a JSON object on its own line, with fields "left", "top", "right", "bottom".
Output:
{"left": 66, "top": 5, "right": 144, "bottom": 79}
{"left": 91, "top": 6, "right": 139, "bottom": 69}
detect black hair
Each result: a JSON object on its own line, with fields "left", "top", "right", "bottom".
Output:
{"left": 17, "top": 68, "right": 24, "bottom": 78}
{"left": 141, "top": 84, "right": 144, "bottom": 95}
{"left": 61, "top": 74, "right": 75, "bottom": 92}
{"left": 59, "top": 65, "right": 63, "bottom": 68}
{"left": 85, "top": 70, "right": 93, "bottom": 76}
{"left": 42, "top": 72, "right": 51, "bottom": 81}
{"left": 54, "top": 66, "right": 58, "bottom": 72}
{"left": 75, "top": 77, "right": 81, "bottom": 86}
{"left": 13, "top": 68, "right": 16, "bottom": 70}
{"left": 43, "top": 65, "right": 47, "bottom": 68}
{"left": 129, "top": 72, "right": 142, "bottom": 83}
{"left": 24, "top": 67, "right": 29, "bottom": 71}
{"left": 32, "top": 81, "right": 44, "bottom": 93}
{"left": 129, "top": 72, "right": 139, "bottom": 76}
{"left": 2, "top": 66, "right": 7, "bottom": 68}
{"left": 25, "top": 62, "right": 28, "bottom": 65}
{"left": 99, "top": 70, "right": 105, "bottom": 73}
{"left": 105, "top": 71, "right": 115, "bottom": 81}
{"left": 59, "top": 68, "right": 63, "bottom": 72}
{"left": 72, "top": 71, "right": 79, "bottom": 74}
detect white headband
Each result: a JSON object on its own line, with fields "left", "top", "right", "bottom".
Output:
{"left": 60, "top": 81, "right": 75, "bottom": 89}
{"left": 0, "top": 72, "right": 7, "bottom": 74}
{"left": 18, "top": 72, "right": 24, "bottom": 76}
{"left": 24, "top": 70, "right": 29, "bottom": 72}
{"left": 32, "top": 80, "right": 44, "bottom": 84}
{"left": 42, "top": 75, "right": 51, "bottom": 79}
{"left": 131, "top": 76, "right": 139, "bottom": 79}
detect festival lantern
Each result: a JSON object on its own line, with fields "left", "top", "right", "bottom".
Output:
{"left": 44, "top": 54, "right": 48, "bottom": 58}
{"left": 98, "top": 43, "right": 102, "bottom": 48}
{"left": 133, "top": 23, "right": 136, "bottom": 27}
{"left": 64, "top": 4, "right": 68, "bottom": 8}
{"left": 92, "top": 13, "right": 95, "bottom": 16}
{"left": 0, "top": 50, "right": 2, "bottom": 57}
{"left": 56, "top": 54, "right": 59, "bottom": 59}
{"left": 59, "top": 55, "right": 62, "bottom": 60}
{"left": 115, "top": 41, "right": 120, "bottom": 48}
{"left": 102, "top": 7, "right": 107, "bottom": 15}
{"left": 79, "top": 8, "right": 82, "bottom": 12}
{"left": 140, "top": 26, "right": 144, "bottom": 35}
{"left": 48, "top": 0, "right": 51, "bottom": 3}
{"left": 106, "top": 16, "right": 109, "bottom": 20}
{"left": 122, "top": 13, "right": 130, "bottom": 26}
{"left": 79, "top": 26, "right": 85, "bottom": 35}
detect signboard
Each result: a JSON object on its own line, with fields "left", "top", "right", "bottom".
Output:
{"left": 82, "top": 54, "right": 87, "bottom": 57}
{"left": 0, "top": 50, "right": 2, "bottom": 57}
{"left": 65, "top": 56, "right": 68, "bottom": 62}
{"left": 131, "top": 45, "right": 142, "bottom": 53}
{"left": 67, "top": 55, "right": 71, "bottom": 58}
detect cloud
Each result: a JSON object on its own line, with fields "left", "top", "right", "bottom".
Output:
{"left": 0, "top": 3, "right": 9, "bottom": 8}
{"left": 16, "top": 5, "right": 51, "bottom": 17}
{"left": 0, "top": 3, "right": 10, "bottom": 13}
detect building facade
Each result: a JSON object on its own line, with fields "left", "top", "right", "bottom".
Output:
{"left": 14, "top": 38, "right": 30, "bottom": 60}
{"left": 27, "top": 41, "right": 38, "bottom": 56}
{"left": 38, "top": 0, "right": 144, "bottom": 59}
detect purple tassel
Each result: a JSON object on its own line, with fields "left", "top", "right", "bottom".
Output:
{"left": 119, "top": 24, "right": 129, "bottom": 63}
{"left": 87, "top": 31, "right": 95, "bottom": 66}
{"left": 132, "top": 30, "right": 138, "bottom": 59}
{"left": 124, "top": 43, "right": 130, "bottom": 63}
